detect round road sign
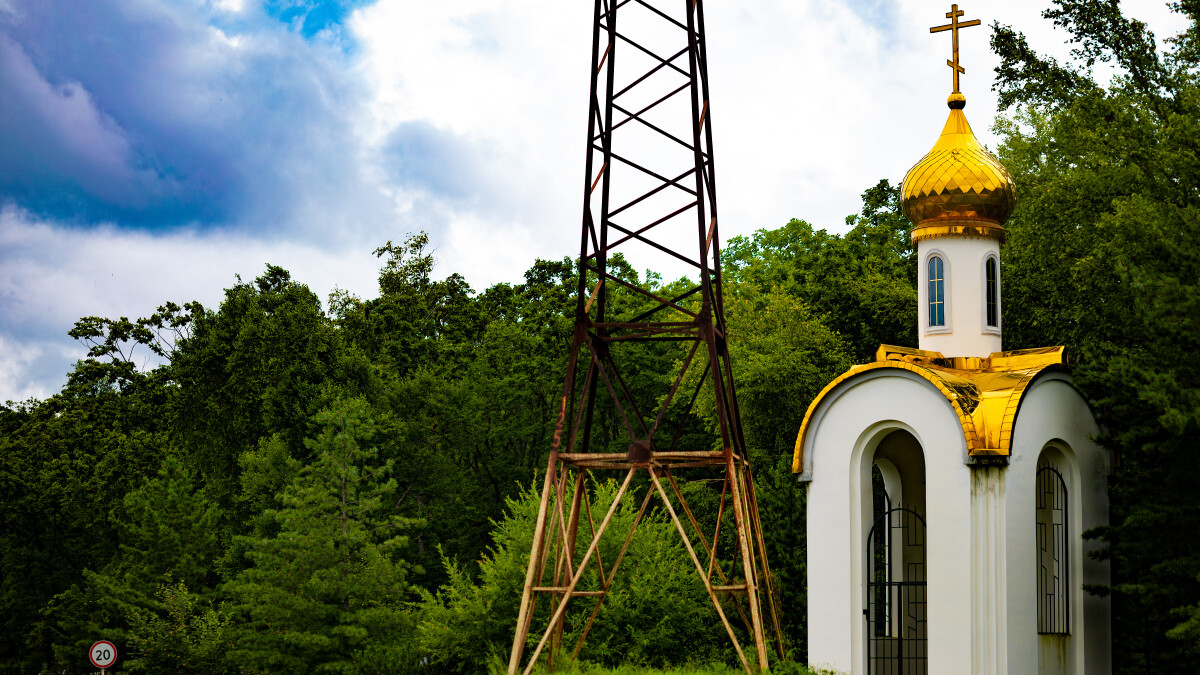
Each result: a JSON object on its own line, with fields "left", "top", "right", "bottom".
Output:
{"left": 89, "top": 640, "right": 118, "bottom": 668}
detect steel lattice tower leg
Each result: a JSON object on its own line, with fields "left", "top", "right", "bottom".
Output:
{"left": 508, "top": 1, "right": 783, "bottom": 672}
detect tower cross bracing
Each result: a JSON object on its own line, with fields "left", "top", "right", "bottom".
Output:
{"left": 507, "top": 0, "right": 783, "bottom": 673}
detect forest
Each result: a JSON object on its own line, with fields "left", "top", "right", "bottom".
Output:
{"left": 1, "top": 2, "right": 1198, "bottom": 673}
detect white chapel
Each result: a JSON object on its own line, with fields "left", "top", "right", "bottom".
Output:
{"left": 792, "top": 7, "right": 1111, "bottom": 674}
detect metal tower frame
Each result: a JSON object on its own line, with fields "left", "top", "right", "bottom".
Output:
{"left": 508, "top": 0, "right": 782, "bottom": 672}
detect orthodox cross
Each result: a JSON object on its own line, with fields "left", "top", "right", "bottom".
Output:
{"left": 930, "top": 3, "right": 980, "bottom": 93}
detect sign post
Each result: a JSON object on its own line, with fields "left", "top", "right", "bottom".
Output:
{"left": 89, "top": 640, "right": 117, "bottom": 673}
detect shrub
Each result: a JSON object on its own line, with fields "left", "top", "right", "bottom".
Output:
{"left": 418, "top": 476, "right": 748, "bottom": 671}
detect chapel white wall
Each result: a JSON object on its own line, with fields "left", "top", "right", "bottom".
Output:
{"left": 1004, "top": 375, "right": 1111, "bottom": 675}
{"left": 917, "top": 235, "right": 1001, "bottom": 357}
{"left": 803, "top": 370, "right": 974, "bottom": 675}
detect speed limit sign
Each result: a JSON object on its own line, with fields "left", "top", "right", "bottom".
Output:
{"left": 89, "top": 640, "right": 118, "bottom": 669}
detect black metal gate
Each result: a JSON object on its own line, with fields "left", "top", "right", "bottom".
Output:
{"left": 866, "top": 507, "right": 927, "bottom": 675}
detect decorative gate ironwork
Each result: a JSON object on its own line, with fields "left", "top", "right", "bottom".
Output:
{"left": 866, "top": 507, "right": 927, "bottom": 675}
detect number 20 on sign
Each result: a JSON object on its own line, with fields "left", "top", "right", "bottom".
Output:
{"left": 89, "top": 640, "right": 117, "bottom": 672}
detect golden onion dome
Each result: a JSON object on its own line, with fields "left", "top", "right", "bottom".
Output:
{"left": 901, "top": 93, "right": 1016, "bottom": 241}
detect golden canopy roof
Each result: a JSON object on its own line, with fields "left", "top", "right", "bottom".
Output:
{"left": 900, "top": 94, "right": 1016, "bottom": 241}
{"left": 792, "top": 345, "right": 1068, "bottom": 478}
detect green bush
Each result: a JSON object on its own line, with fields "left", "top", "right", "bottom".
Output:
{"left": 124, "top": 581, "right": 233, "bottom": 675}
{"left": 482, "top": 661, "right": 835, "bottom": 674}
{"left": 418, "top": 476, "right": 754, "bottom": 672}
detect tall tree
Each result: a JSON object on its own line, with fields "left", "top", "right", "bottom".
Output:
{"left": 334, "top": 232, "right": 489, "bottom": 379}
{"left": 223, "top": 397, "right": 419, "bottom": 673}
{"left": 992, "top": 2, "right": 1200, "bottom": 669}
{"left": 0, "top": 314, "right": 176, "bottom": 673}
{"left": 73, "top": 457, "right": 223, "bottom": 670}
{"left": 724, "top": 180, "right": 917, "bottom": 362}
{"left": 171, "top": 265, "right": 349, "bottom": 532}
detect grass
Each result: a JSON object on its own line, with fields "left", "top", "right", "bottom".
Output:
{"left": 489, "top": 660, "right": 838, "bottom": 675}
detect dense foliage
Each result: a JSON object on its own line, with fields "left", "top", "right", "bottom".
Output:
{"left": 0, "top": 2, "right": 1196, "bottom": 672}
{"left": 991, "top": 1, "right": 1200, "bottom": 671}
{"left": 0, "top": 195, "right": 903, "bottom": 673}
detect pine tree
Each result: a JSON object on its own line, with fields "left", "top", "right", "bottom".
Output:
{"left": 223, "top": 397, "right": 420, "bottom": 673}
{"left": 43, "top": 455, "right": 221, "bottom": 668}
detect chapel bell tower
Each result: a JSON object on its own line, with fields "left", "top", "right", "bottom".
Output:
{"left": 901, "top": 9, "right": 1015, "bottom": 358}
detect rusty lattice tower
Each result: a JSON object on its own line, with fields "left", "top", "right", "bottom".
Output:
{"left": 508, "top": 0, "right": 782, "bottom": 672}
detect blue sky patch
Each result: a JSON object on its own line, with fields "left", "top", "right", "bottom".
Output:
{"left": 264, "top": 0, "right": 375, "bottom": 40}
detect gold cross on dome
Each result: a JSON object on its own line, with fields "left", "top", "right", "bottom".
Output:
{"left": 930, "top": 3, "right": 981, "bottom": 93}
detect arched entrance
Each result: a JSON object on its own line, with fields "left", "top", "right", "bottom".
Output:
{"left": 1036, "top": 444, "right": 1074, "bottom": 675}
{"left": 863, "top": 428, "right": 928, "bottom": 675}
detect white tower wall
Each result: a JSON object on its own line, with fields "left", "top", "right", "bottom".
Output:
{"left": 916, "top": 231, "right": 1002, "bottom": 357}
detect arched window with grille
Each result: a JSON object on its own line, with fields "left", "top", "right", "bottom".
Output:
{"left": 985, "top": 256, "right": 999, "bottom": 328}
{"left": 1036, "top": 464, "right": 1070, "bottom": 635}
{"left": 928, "top": 255, "right": 945, "bottom": 327}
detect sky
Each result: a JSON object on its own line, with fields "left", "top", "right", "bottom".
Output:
{"left": 0, "top": 0, "right": 1190, "bottom": 402}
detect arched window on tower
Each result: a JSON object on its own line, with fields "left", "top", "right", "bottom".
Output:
{"left": 1037, "top": 462, "right": 1070, "bottom": 635}
{"left": 986, "top": 257, "right": 999, "bottom": 328}
{"left": 928, "top": 256, "right": 945, "bottom": 327}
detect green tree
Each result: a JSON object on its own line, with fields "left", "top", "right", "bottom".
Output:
{"left": 170, "top": 265, "right": 354, "bottom": 533}
{"left": 724, "top": 180, "right": 916, "bottom": 361}
{"left": 418, "top": 478, "right": 734, "bottom": 672}
{"left": 223, "top": 397, "right": 419, "bottom": 673}
{"left": 991, "top": 1, "right": 1200, "bottom": 670}
{"left": 334, "top": 249, "right": 580, "bottom": 588}
{"left": 0, "top": 319, "right": 176, "bottom": 672}
{"left": 41, "top": 454, "right": 221, "bottom": 670}
{"left": 101, "top": 456, "right": 220, "bottom": 596}
{"left": 385, "top": 318, "right": 563, "bottom": 586}
{"left": 334, "top": 232, "right": 489, "bottom": 378}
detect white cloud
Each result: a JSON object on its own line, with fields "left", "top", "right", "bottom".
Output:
{"left": 211, "top": 0, "right": 245, "bottom": 13}
{"left": 348, "top": 0, "right": 1191, "bottom": 286}
{"left": 350, "top": 0, "right": 591, "bottom": 286}
{"left": 0, "top": 333, "right": 63, "bottom": 403}
{"left": 0, "top": 206, "right": 384, "bottom": 402}
{"left": 1, "top": 0, "right": 1192, "bottom": 401}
